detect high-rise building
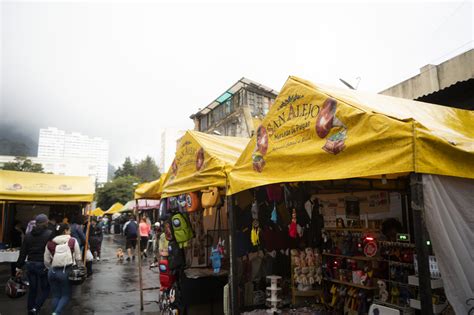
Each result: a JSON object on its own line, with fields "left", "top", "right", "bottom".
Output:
{"left": 38, "top": 127, "right": 109, "bottom": 182}
{"left": 159, "top": 128, "right": 185, "bottom": 173}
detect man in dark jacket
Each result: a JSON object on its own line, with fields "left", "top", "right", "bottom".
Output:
{"left": 16, "top": 214, "right": 52, "bottom": 315}
{"left": 70, "top": 215, "right": 86, "bottom": 248}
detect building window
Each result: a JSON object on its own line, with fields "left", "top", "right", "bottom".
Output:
{"left": 200, "top": 115, "right": 208, "bottom": 131}
{"left": 248, "top": 91, "right": 255, "bottom": 106}
{"left": 232, "top": 93, "right": 240, "bottom": 109}
{"left": 224, "top": 99, "right": 233, "bottom": 116}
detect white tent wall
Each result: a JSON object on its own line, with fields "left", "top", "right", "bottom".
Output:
{"left": 422, "top": 174, "right": 474, "bottom": 314}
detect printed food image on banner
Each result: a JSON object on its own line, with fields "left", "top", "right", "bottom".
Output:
{"left": 171, "top": 159, "right": 179, "bottom": 176}
{"left": 251, "top": 126, "right": 269, "bottom": 172}
{"left": 252, "top": 152, "right": 266, "bottom": 173}
{"left": 316, "top": 98, "right": 347, "bottom": 155}
{"left": 196, "top": 148, "right": 205, "bottom": 171}
{"left": 256, "top": 126, "right": 268, "bottom": 155}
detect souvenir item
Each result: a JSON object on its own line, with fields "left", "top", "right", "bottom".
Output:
{"left": 251, "top": 220, "right": 260, "bottom": 246}
{"left": 266, "top": 184, "right": 283, "bottom": 202}
{"left": 201, "top": 187, "right": 219, "bottom": 208}
{"left": 270, "top": 203, "right": 277, "bottom": 224}
{"left": 171, "top": 212, "right": 195, "bottom": 248}
{"left": 185, "top": 192, "right": 200, "bottom": 212}
{"left": 210, "top": 246, "right": 223, "bottom": 273}
{"left": 159, "top": 260, "right": 176, "bottom": 291}
{"left": 377, "top": 280, "right": 389, "bottom": 302}
{"left": 289, "top": 209, "right": 298, "bottom": 238}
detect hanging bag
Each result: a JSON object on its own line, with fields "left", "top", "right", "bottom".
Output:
{"left": 186, "top": 192, "right": 201, "bottom": 212}
{"left": 159, "top": 259, "right": 176, "bottom": 291}
{"left": 201, "top": 187, "right": 220, "bottom": 208}
{"left": 171, "top": 212, "right": 195, "bottom": 248}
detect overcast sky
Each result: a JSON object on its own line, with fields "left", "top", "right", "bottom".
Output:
{"left": 1, "top": 0, "right": 472, "bottom": 166}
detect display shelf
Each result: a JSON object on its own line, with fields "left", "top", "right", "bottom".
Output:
{"left": 322, "top": 252, "right": 379, "bottom": 261}
{"left": 381, "top": 260, "right": 414, "bottom": 267}
{"left": 293, "top": 289, "right": 323, "bottom": 297}
{"left": 373, "top": 299, "right": 414, "bottom": 315}
{"left": 379, "top": 241, "right": 415, "bottom": 248}
{"left": 383, "top": 279, "right": 411, "bottom": 287}
{"left": 323, "top": 278, "right": 377, "bottom": 290}
{"left": 409, "top": 299, "right": 447, "bottom": 313}
{"left": 323, "top": 227, "right": 380, "bottom": 232}
{"left": 408, "top": 275, "right": 443, "bottom": 289}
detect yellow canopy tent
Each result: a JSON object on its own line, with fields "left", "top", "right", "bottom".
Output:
{"left": 134, "top": 173, "right": 167, "bottom": 199}
{"left": 103, "top": 202, "right": 124, "bottom": 215}
{"left": 161, "top": 131, "right": 249, "bottom": 197}
{"left": 0, "top": 170, "right": 95, "bottom": 202}
{"left": 90, "top": 207, "right": 104, "bottom": 216}
{"left": 228, "top": 76, "right": 474, "bottom": 194}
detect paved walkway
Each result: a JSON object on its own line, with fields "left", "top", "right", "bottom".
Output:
{"left": 0, "top": 234, "right": 160, "bottom": 315}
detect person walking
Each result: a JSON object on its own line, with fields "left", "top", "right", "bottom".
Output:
{"left": 89, "top": 218, "right": 103, "bottom": 261}
{"left": 139, "top": 217, "right": 150, "bottom": 258}
{"left": 70, "top": 216, "right": 86, "bottom": 249}
{"left": 16, "top": 214, "right": 52, "bottom": 315}
{"left": 44, "top": 223, "right": 83, "bottom": 315}
{"left": 123, "top": 216, "right": 138, "bottom": 261}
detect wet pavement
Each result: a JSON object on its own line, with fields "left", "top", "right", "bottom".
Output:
{"left": 0, "top": 234, "right": 161, "bottom": 315}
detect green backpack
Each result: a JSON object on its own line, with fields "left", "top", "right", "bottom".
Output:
{"left": 171, "top": 212, "right": 195, "bottom": 248}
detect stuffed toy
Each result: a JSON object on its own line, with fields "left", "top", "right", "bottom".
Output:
{"left": 391, "top": 286, "right": 400, "bottom": 305}
{"left": 210, "top": 246, "right": 223, "bottom": 273}
{"left": 293, "top": 255, "right": 301, "bottom": 267}
{"left": 377, "top": 280, "right": 389, "bottom": 302}
{"left": 299, "top": 251, "right": 307, "bottom": 268}
{"left": 305, "top": 248, "right": 316, "bottom": 267}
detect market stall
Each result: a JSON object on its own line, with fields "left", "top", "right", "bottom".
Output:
{"left": 103, "top": 202, "right": 124, "bottom": 215}
{"left": 90, "top": 207, "right": 104, "bottom": 216}
{"left": 158, "top": 130, "right": 249, "bottom": 314}
{"left": 0, "top": 170, "right": 95, "bottom": 263}
{"left": 226, "top": 76, "right": 473, "bottom": 314}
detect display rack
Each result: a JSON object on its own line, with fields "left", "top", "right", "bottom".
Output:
{"left": 290, "top": 249, "right": 323, "bottom": 305}
{"left": 266, "top": 275, "right": 282, "bottom": 313}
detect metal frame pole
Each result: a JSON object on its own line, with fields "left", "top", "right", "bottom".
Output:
{"left": 410, "top": 173, "right": 434, "bottom": 315}
{"left": 135, "top": 199, "right": 144, "bottom": 310}
{"left": 83, "top": 203, "right": 92, "bottom": 265}
{"left": 226, "top": 195, "right": 238, "bottom": 315}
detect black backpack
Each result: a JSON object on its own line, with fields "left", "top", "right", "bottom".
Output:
{"left": 167, "top": 240, "right": 185, "bottom": 271}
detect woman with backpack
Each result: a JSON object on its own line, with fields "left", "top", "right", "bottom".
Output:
{"left": 44, "top": 223, "right": 83, "bottom": 315}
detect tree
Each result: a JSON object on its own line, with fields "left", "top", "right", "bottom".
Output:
{"left": 114, "top": 157, "right": 135, "bottom": 178}
{"left": 96, "top": 175, "right": 140, "bottom": 210}
{"left": 2, "top": 156, "right": 44, "bottom": 173}
{"left": 134, "top": 155, "right": 161, "bottom": 182}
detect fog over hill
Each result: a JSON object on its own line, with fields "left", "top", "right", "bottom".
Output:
{"left": 0, "top": 123, "right": 38, "bottom": 157}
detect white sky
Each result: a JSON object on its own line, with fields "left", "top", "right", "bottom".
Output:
{"left": 1, "top": 0, "right": 473, "bottom": 166}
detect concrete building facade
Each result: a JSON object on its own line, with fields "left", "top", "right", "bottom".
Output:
{"left": 37, "top": 127, "right": 109, "bottom": 182}
{"left": 190, "top": 78, "right": 278, "bottom": 138}
{"left": 380, "top": 49, "right": 473, "bottom": 110}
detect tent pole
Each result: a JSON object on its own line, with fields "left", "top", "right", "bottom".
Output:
{"left": 0, "top": 202, "right": 5, "bottom": 243}
{"left": 136, "top": 199, "right": 144, "bottom": 310}
{"left": 83, "top": 203, "right": 92, "bottom": 265}
{"left": 226, "top": 195, "right": 238, "bottom": 315}
{"left": 410, "top": 173, "right": 434, "bottom": 315}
